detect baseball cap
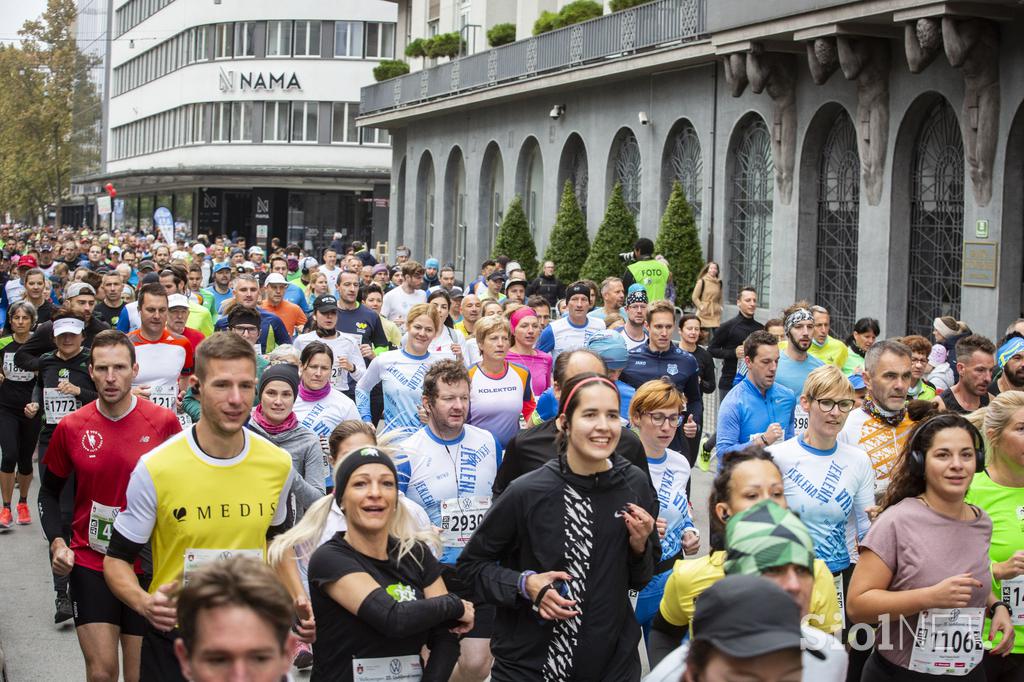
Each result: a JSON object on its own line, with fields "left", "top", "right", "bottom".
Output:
{"left": 40, "top": 244, "right": 53, "bottom": 252}
{"left": 167, "top": 293, "right": 189, "bottom": 309}
{"left": 300, "top": 257, "right": 318, "bottom": 272}
{"left": 17, "top": 255, "right": 36, "bottom": 269}
{"left": 65, "top": 282, "right": 96, "bottom": 299}
{"left": 425, "top": 258, "right": 439, "bottom": 269}
{"left": 487, "top": 270, "right": 507, "bottom": 282}
{"left": 264, "top": 273, "right": 288, "bottom": 286}
{"left": 504, "top": 277, "right": 528, "bottom": 293}
{"left": 241, "top": 261, "right": 256, "bottom": 271}
{"left": 192, "top": 243, "right": 207, "bottom": 255}
{"left": 723, "top": 500, "right": 815, "bottom": 577}
{"left": 586, "top": 331, "right": 629, "bottom": 371}
{"left": 138, "top": 260, "right": 156, "bottom": 272}
{"left": 449, "top": 286, "right": 464, "bottom": 299}
{"left": 692, "top": 575, "right": 810, "bottom": 660}
{"left": 313, "top": 294, "right": 339, "bottom": 313}
{"left": 848, "top": 373, "right": 866, "bottom": 391}
{"left": 53, "top": 317, "right": 85, "bottom": 337}
{"left": 213, "top": 261, "right": 232, "bottom": 273}
{"left": 506, "top": 261, "right": 522, "bottom": 273}
{"left": 248, "top": 245, "right": 264, "bottom": 255}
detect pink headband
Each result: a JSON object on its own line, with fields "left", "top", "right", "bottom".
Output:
{"left": 560, "top": 376, "right": 619, "bottom": 416}
{"left": 510, "top": 307, "right": 537, "bottom": 334}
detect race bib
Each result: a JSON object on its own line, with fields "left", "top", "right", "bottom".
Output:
{"left": 440, "top": 496, "right": 490, "bottom": 548}
{"left": 147, "top": 384, "right": 177, "bottom": 411}
{"left": 88, "top": 501, "right": 120, "bottom": 554}
{"left": 908, "top": 608, "right": 984, "bottom": 676}
{"left": 353, "top": 654, "right": 422, "bottom": 681}
{"left": 833, "top": 573, "right": 846, "bottom": 629}
{"left": 183, "top": 548, "right": 262, "bottom": 586}
{"left": 43, "top": 387, "right": 79, "bottom": 425}
{"left": 1001, "top": 576, "right": 1024, "bottom": 625}
{"left": 177, "top": 413, "right": 193, "bottom": 429}
{"left": 793, "top": 404, "right": 810, "bottom": 436}
{"left": 3, "top": 352, "right": 32, "bottom": 381}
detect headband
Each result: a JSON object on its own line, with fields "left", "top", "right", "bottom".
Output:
{"left": 332, "top": 447, "right": 398, "bottom": 504}
{"left": 510, "top": 307, "right": 537, "bottom": 334}
{"left": 783, "top": 308, "right": 813, "bottom": 335}
{"left": 560, "top": 376, "right": 619, "bottom": 417}
{"left": 626, "top": 289, "right": 648, "bottom": 306}
{"left": 997, "top": 336, "right": 1024, "bottom": 369}
{"left": 565, "top": 283, "right": 590, "bottom": 301}
{"left": 933, "top": 317, "right": 959, "bottom": 338}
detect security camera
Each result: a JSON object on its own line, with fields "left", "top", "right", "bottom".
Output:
{"left": 550, "top": 104, "right": 565, "bottom": 120}
{"left": 638, "top": 111, "right": 649, "bottom": 126}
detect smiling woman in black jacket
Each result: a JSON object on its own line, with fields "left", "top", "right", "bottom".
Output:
{"left": 457, "top": 372, "right": 660, "bottom": 681}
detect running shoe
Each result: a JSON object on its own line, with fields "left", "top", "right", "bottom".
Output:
{"left": 55, "top": 593, "right": 74, "bottom": 624}
{"left": 292, "top": 641, "right": 313, "bottom": 670}
{"left": 696, "top": 434, "right": 711, "bottom": 472}
{"left": 15, "top": 502, "right": 30, "bottom": 525}
{"left": 0, "top": 507, "right": 11, "bottom": 530}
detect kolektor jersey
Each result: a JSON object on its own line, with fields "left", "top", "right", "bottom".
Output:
{"left": 646, "top": 448, "right": 696, "bottom": 562}
{"left": 355, "top": 349, "right": 440, "bottom": 434}
{"left": 396, "top": 424, "right": 502, "bottom": 564}
{"left": 113, "top": 427, "right": 294, "bottom": 591}
{"left": 467, "top": 362, "right": 534, "bottom": 448}
{"left": 536, "top": 315, "right": 605, "bottom": 359}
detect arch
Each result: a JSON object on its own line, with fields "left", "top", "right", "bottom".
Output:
{"left": 443, "top": 146, "right": 467, "bottom": 272}
{"left": 478, "top": 141, "right": 504, "bottom": 257}
{"left": 607, "top": 127, "right": 642, "bottom": 219}
{"left": 1002, "top": 101, "right": 1024, "bottom": 321}
{"left": 660, "top": 118, "right": 703, "bottom": 225}
{"left": 904, "top": 97, "right": 964, "bottom": 337}
{"left": 725, "top": 113, "right": 774, "bottom": 303}
{"left": 556, "top": 132, "right": 589, "bottom": 222}
{"left": 515, "top": 136, "right": 544, "bottom": 237}
{"left": 415, "top": 151, "right": 436, "bottom": 258}
{"left": 395, "top": 157, "right": 406, "bottom": 247}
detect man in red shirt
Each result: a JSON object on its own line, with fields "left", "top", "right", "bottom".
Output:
{"left": 128, "top": 283, "right": 194, "bottom": 413}
{"left": 38, "top": 330, "right": 181, "bottom": 682}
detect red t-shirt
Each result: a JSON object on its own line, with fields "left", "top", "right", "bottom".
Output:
{"left": 44, "top": 398, "right": 182, "bottom": 572}
{"left": 180, "top": 327, "right": 205, "bottom": 354}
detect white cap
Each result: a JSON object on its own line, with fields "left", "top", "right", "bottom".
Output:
{"left": 248, "top": 245, "right": 264, "bottom": 255}
{"left": 172, "top": 250, "right": 188, "bottom": 260}
{"left": 167, "top": 293, "right": 189, "bottom": 309}
{"left": 53, "top": 317, "right": 85, "bottom": 337}
{"left": 242, "top": 260, "right": 255, "bottom": 270}
{"left": 300, "top": 256, "right": 318, "bottom": 271}
{"left": 264, "top": 272, "right": 288, "bottom": 286}
{"left": 192, "top": 243, "right": 207, "bottom": 254}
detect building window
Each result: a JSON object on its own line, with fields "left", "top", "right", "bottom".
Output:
{"left": 214, "top": 23, "right": 233, "bottom": 60}
{"left": 363, "top": 127, "right": 390, "bottom": 145}
{"left": 334, "top": 21, "right": 364, "bottom": 58}
{"left": 230, "top": 102, "right": 252, "bottom": 142}
{"left": 264, "top": 101, "right": 290, "bottom": 142}
{"left": 294, "top": 21, "right": 322, "bottom": 57}
{"left": 365, "top": 23, "right": 395, "bottom": 59}
{"left": 667, "top": 121, "right": 702, "bottom": 225}
{"left": 234, "top": 22, "right": 256, "bottom": 58}
{"left": 213, "top": 102, "right": 231, "bottom": 142}
{"left": 266, "top": 20, "right": 292, "bottom": 57}
{"left": 194, "top": 26, "right": 208, "bottom": 62}
{"left": 191, "top": 104, "right": 206, "bottom": 143}
{"left": 614, "top": 131, "right": 642, "bottom": 219}
{"left": 331, "top": 102, "right": 356, "bottom": 143}
{"left": 291, "top": 101, "right": 318, "bottom": 142}
{"left": 728, "top": 115, "right": 774, "bottom": 303}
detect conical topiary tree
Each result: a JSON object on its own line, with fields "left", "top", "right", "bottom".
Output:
{"left": 544, "top": 180, "right": 590, "bottom": 283}
{"left": 492, "top": 195, "right": 539, "bottom": 279}
{"left": 579, "top": 183, "right": 638, "bottom": 282}
{"left": 656, "top": 181, "right": 703, "bottom": 299}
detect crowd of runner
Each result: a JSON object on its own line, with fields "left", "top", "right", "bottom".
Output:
{"left": 1, "top": 224, "right": 1023, "bottom": 682}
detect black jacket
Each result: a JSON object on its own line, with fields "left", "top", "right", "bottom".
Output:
{"left": 708, "top": 313, "right": 763, "bottom": 390}
{"left": 457, "top": 455, "right": 659, "bottom": 681}
{"left": 526, "top": 275, "right": 565, "bottom": 307}
{"left": 15, "top": 316, "right": 110, "bottom": 372}
{"left": 492, "top": 418, "right": 649, "bottom": 496}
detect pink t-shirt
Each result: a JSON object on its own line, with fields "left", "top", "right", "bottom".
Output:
{"left": 860, "top": 496, "right": 992, "bottom": 671}
{"left": 507, "top": 350, "right": 552, "bottom": 396}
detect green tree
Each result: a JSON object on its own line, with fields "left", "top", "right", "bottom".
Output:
{"left": 580, "top": 183, "right": 638, "bottom": 282}
{"left": 492, "top": 195, "right": 538, "bottom": 279}
{"left": 609, "top": 0, "right": 654, "bottom": 10}
{"left": 372, "top": 60, "right": 410, "bottom": 81}
{"left": 544, "top": 180, "right": 590, "bottom": 283}
{"left": 404, "top": 38, "right": 427, "bottom": 58}
{"left": 656, "top": 181, "right": 703, "bottom": 298}
{"left": 487, "top": 23, "right": 516, "bottom": 47}
{"left": 533, "top": 0, "right": 603, "bottom": 35}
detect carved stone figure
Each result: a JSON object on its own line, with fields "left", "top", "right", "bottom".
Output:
{"left": 722, "top": 52, "right": 748, "bottom": 97}
{"left": 905, "top": 18, "right": 943, "bottom": 73}
{"left": 807, "top": 37, "right": 839, "bottom": 85}
{"left": 837, "top": 36, "right": 890, "bottom": 206}
{"left": 747, "top": 44, "right": 797, "bottom": 204}
{"left": 943, "top": 17, "right": 1000, "bottom": 206}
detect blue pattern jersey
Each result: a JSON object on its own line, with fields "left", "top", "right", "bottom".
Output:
{"left": 355, "top": 349, "right": 438, "bottom": 434}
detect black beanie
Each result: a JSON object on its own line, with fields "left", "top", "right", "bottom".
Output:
{"left": 258, "top": 363, "right": 299, "bottom": 399}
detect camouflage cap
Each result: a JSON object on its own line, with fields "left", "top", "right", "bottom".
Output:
{"left": 723, "top": 499, "right": 815, "bottom": 576}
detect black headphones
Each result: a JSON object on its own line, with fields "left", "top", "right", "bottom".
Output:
{"left": 907, "top": 413, "right": 986, "bottom": 475}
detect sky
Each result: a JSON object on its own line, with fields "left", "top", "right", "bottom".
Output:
{"left": 0, "top": 1, "right": 49, "bottom": 45}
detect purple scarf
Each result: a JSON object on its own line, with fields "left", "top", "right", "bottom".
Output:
{"left": 298, "top": 382, "right": 332, "bottom": 403}
{"left": 251, "top": 404, "right": 298, "bottom": 435}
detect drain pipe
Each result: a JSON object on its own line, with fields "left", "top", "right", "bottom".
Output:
{"left": 707, "top": 61, "right": 718, "bottom": 261}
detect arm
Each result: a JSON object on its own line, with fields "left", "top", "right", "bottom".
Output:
{"left": 714, "top": 398, "right": 743, "bottom": 458}
{"left": 690, "top": 279, "right": 703, "bottom": 309}
{"left": 707, "top": 320, "right": 733, "bottom": 360}
{"left": 536, "top": 325, "right": 554, "bottom": 353}
{"left": 355, "top": 357, "right": 382, "bottom": 422}
{"left": 38, "top": 467, "right": 69, "bottom": 545}
{"left": 368, "top": 316, "right": 389, "bottom": 356}
{"left": 345, "top": 341, "right": 365, "bottom": 382}
{"left": 271, "top": 315, "right": 291, "bottom": 345}
{"left": 492, "top": 434, "right": 523, "bottom": 497}
{"left": 321, "top": 573, "right": 464, "bottom": 638}
{"left": 683, "top": 368, "right": 702, "bottom": 430}
{"left": 698, "top": 352, "right": 716, "bottom": 394}
{"left": 289, "top": 465, "right": 325, "bottom": 513}
{"left": 181, "top": 387, "right": 201, "bottom": 421}
{"left": 14, "top": 324, "right": 53, "bottom": 371}
{"left": 420, "top": 577, "right": 462, "bottom": 682}
{"left": 621, "top": 268, "right": 636, "bottom": 291}
{"left": 846, "top": 549, "right": 939, "bottom": 623}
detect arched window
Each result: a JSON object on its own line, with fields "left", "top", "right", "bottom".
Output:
{"left": 728, "top": 116, "right": 773, "bottom": 302}
{"left": 525, "top": 147, "right": 543, "bottom": 236}
{"left": 907, "top": 99, "right": 964, "bottom": 336}
{"left": 614, "top": 131, "right": 642, "bottom": 218}
{"left": 481, "top": 144, "right": 504, "bottom": 255}
{"left": 667, "top": 122, "right": 702, "bottom": 224}
{"left": 815, "top": 111, "right": 860, "bottom": 338}
{"left": 445, "top": 148, "right": 466, "bottom": 273}
{"left": 416, "top": 153, "right": 435, "bottom": 257}
{"left": 558, "top": 133, "right": 588, "bottom": 220}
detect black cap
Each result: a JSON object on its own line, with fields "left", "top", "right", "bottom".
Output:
{"left": 487, "top": 270, "right": 507, "bottom": 282}
{"left": 40, "top": 244, "right": 53, "bottom": 252}
{"left": 138, "top": 260, "right": 157, "bottom": 272}
{"left": 313, "top": 294, "right": 340, "bottom": 313}
{"left": 692, "top": 575, "right": 819, "bottom": 660}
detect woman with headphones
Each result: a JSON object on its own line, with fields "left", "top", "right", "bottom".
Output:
{"left": 848, "top": 412, "right": 1015, "bottom": 680}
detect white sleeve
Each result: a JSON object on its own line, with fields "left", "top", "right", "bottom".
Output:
{"left": 338, "top": 392, "right": 361, "bottom": 421}
{"left": 345, "top": 338, "right": 365, "bottom": 382}
{"left": 271, "top": 467, "right": 297, "bottom": 526}
{"left": 113, "top": 459, "right": 158, "bottom": 544}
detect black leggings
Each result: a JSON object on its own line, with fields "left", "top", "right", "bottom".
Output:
{"left": 861, "top": 650, "right": 985, "bottom": 681}
{"left": 984, "top": 653, "right": 1024, "bottom": 682}
{"left": 0, "top": 407, "right": 40, "bottom": 475}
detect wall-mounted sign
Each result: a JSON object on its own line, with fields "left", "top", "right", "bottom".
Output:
{"left": 962, "top": 241, "right": 998, "bottom": 288}
{"left": 975, "top": 219, "right": 989, "bottom": 239}
{"left": 219, "top": 68, "right": 301, "bottom": 93}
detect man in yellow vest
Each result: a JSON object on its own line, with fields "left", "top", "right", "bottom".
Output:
{"left": 622, "top": 238, "right": 670, "bottom": 303}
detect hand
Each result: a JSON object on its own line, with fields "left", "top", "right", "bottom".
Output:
{"left": 763, "top": 422, "right": 784, "bottom": 445}
{"left": 929, "top": 573, "right": 983, "bottom": 609}
{"left": 57, "top": 379, "right": 79, "bottom": 396}
{"left": 144, "top": 581, "right": 179, "bottom": 632}
{"left": 417, "top": 404, "right": 429, "bottom": 425}
{"left": 683, "top": 530, "right": 700, "bottom": 556}
{"left": 865, "top": 505, "right": 880, "bottom": 523}
{"left": 682, "top": 414, "right": 697, "bottom": 438}
{"left": 132, "top": 385, "right": 151, "bottom": 398}
{"left": 994, "top": 551, "right": 1024, "bottom": 581}
{"left": 450, "top": 599, "right": 475, "bottom": 635}
{"left": 656, "top": 517, "right": 667, "bottom": 541}
{"left": 451, "top": 344, "right": 463, "bottom": 359}
{"left": 336, "top": 357, "right": 353, "bottom": 373}
{"left": 24, "top": 402, "right": 38, "bottom": 418}
{"left": 526, "top": 571, "right": 579, "bottom": 621}
{"left": 989, "top": 603, "right": 1016, "bottom": 656}
{"left": 51, "top": 539, "right": 75, "bottom": 576}
{"left": 359, "top": 344, "right": 374, "bottom": 359}
{"left": 622, "top": 503, "right": 655, "bottom": 555}
{"left": 293, "top": 596, "right": 316, "bottom": 644}
{"left": 735, "top": 346, "right": 745, "bottom": 359}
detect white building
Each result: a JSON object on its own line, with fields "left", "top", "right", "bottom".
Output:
{"left": 73, "top": 0, "right": 397, "bottom": 254}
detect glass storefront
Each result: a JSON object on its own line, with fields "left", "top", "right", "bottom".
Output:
{"left": 287, "top": 190, "right": 372, "bottom": 255}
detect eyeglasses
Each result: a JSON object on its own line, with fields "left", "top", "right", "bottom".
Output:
{"left": 910, "top": 357, "right": 929, "bottom": 366}
{"left": 645, "top": 412, "right": 684, "bottom": 427}
{"left": 812, "top": 398, "right": 855, "bottom": 413}
{"left": 230, "top": 325, "right": 260, "bottom": 336}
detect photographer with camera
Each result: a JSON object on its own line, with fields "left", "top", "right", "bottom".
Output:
{"left": 621, "top": 238, "right": 670, "bottom": 304}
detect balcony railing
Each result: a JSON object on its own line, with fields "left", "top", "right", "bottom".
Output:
{"left": 360, "top": 0, "right": 707, "bottom": 116}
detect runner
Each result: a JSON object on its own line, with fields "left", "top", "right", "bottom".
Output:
{"left": 165, "top": 294, "right": 204, "bottom": 359}
{"left": 396, "top": 360, "right": 501, "bottom": 682}
{"left": 901, "top": 334, "right": 940, "bottom": 401}
{"left": 212, "top": 274, "right": 291, "bottom": 352}
{"left": 708, "top": 286, "right": 763, "bottom": 402}
{"left": 536, "top": 281, "right": 604, "bottom": 360}
{"left": 293, "top": 294, "right": 365, "bottom": 398}
{"left": 455, "top": 293, "right": 482, "bottom": 340}
{"left": 991, "top": 336, "right": 1024, "bottom": 397}
{"left": 841, "top": 317, "right": 879, "bottom": 376}
{"left": 293, "top": 341, "right": 360, "bottom": 446}
{"left": 808, "top": 305, "right": 849, "bottom": 368}
{"left": 941, "top": 335, "right": 995, "bottom": 414}
{"left": 506, "top": 306, "right": 552, "bottom": 397}
{"left": 39, "top": 330, "right": 181, "bottom": 682}
{"left": 103, "top": 332, "right": 295, "bottom": 682}
{"left": 20, "top": 267, "right": 53, "bottom": 327}
{"left": 467, "top": 316, "right": 534, "bottom": 448}
{"left": 678, "top": 312, "right": 716, "bottom": 463}
{"left": 457, "top": 372, "right": 658, "bottom": 681}
{"left": 199, "top": 262, "right": 232, "bottom": 319}
{"left": 380, "top": 260, "right": 427, "bottom": 328}
{"left": 588, "top": 277, "right": 625, "bottom": 321}
{"left": 619, "top": 286, "right": 649, "bottom": 351}
{"left": 127, "top": 284, "right": 194, "bottom": 415}
{"left": 776, "top": 304, "right": 825, "bottom": 435}
{"left": 0, "top": 301, "right": 40, "bottom": 529}
{"left": 848, "top": 413, "right": 1015, "bottom": 680}
{"left": 262, "top": 272, "right": 307, "bottom": 337}
{"left": 333, "top": 270, "right": 389, "bottom": 367}
{"left": 16, "top": 281, "right": 109, "bottom": 371}
{"left": 93, "top": 270, "right": 126, "bottom": 329}
{"left": 158, "top": 264, "right": 214, "bottom": 338}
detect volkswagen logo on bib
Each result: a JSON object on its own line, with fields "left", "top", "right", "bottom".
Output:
{"left": 390, "top": 659, "right": 403, "bottom": 675}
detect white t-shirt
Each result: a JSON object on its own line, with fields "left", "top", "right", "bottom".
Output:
{"left": 293, "top": 331, "right": 365, "bottom": 392}
{"left": 4, "top": 278, "right": 24, "bottom": 306}
{"left": 620, "top": 327, "right": 648, "bottom": 351}
{"left": 319, "top": 266, "right": 342, "bottom": 295}
{"left": 380, "top": 286, "right": 427, "bottom": 326}
{"left": 294, "top": 389, "right": 360, "bottom": 443}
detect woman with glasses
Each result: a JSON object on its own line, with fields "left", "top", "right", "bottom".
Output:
{"left": 768, "top": 364, "right": 875, "bottom": 632}
{"left": 628, "top": 379, "right": 700, "bottom": 635}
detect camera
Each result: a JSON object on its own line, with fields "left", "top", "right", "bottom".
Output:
{"left": 549, "top": 105, "right": 565, "bottom": 120}
{"left": 619, "top": 251, "right": 635, "bottom": 263}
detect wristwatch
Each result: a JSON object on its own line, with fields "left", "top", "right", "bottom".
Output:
{"left": 988, "top": 600, "right": 1013, "bottom": 618}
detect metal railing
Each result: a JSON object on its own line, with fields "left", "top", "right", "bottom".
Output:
{"left": 360, "top": 0, "right": 706, "bottom": 115}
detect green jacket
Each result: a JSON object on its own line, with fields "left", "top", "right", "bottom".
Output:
{"left": 624, "top": 258, "right": 670, "bottom": 302}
